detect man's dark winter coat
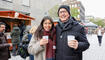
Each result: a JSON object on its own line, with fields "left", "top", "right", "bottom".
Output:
{"left": 55, "top": 17, "right": 90, "bottom": 60}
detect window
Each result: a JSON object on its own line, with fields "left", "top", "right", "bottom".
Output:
{"left": 78, "top": 9, "right": 80, "bottom": 12}
{"left": 22, "top": 0, "right": 30, "bottom": 6}
{"left": 78, "top": 15, "right": 80, "bottom": 18}
{"left": 7, "top": 0, "right": 12, "bottom": 1}
{"left": 2, "top": 0, "right": 12, "bottom": 2}
{"left": 75, "top": 4, "right": 77, "bottom": 7}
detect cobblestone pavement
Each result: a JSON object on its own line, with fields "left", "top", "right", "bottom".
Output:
{"left": 9, "top": 34, "right": 105, "bottom": 60}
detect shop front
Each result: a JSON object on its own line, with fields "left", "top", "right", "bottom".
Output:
{"left": 0, "top": 11, "right": 35, "bottom": 50}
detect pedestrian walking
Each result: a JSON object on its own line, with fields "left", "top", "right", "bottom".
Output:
{"left": 96, "top": 26, "right": 104, "bottom": 46}
{"left": 55, "top": 5, "right": 90, "bottom": 60}
{"left": 28, "top": 16, "right": 56, "bottom": 60}
{"left": 0, "top": 22, "right": 12, "bottom": 60}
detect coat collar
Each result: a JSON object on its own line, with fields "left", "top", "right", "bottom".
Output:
{"left": 0, "top": 32, "right": 4, "bottom": 36}
{"left": 58, "top": 17, "right": 78, "bottom": 31}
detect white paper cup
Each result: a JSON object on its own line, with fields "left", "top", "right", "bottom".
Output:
{"left": 53, "top": 45, "right": 56, "bottom": 49}
{"left": 67, "top": 35, "right": 75, "bottom": 42}
{"left": 42, "top": 36, "right": 48, "bottom": 40}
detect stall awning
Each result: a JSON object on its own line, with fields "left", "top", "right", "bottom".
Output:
{"left": 84, "top": 22, "right": 98, "bottom": 27}
{"left": 0, "top": 11, "right": 35, "bottom": 20}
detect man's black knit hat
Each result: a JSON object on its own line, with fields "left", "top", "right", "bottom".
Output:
{"left": 58, "top": 5, "right": 70, "bottom": 16}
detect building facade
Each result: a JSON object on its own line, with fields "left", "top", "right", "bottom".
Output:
{"left": 62, "top": 0, "right": 85, "bottom": 21}
{"left": 0, "top": 0, "right": 62, "bottom": 26}
{"left": 0, "top": 0, "right": 31, "bottom": 15}
{"left": 30, "top": 0, "right": 62, "bottom": 26}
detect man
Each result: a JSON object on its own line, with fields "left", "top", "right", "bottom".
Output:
{"left": 0, "top": 22, "right": 12, "bottom": 60}
{"left": 55, "top": 5, "right": 90, "bottom": 60}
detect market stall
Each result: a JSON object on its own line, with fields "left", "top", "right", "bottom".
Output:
{"left": 0, "top": 11, "right": 35, "bottom": 50}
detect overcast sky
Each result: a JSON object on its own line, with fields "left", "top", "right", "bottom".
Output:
{"left": 62, "top": 0, "right": 105, "bottom": 18}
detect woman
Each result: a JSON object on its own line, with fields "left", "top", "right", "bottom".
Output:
{"left": 29, "top": 26, "right": 37, "bottom": 35}
{"left": 28, "top": 16, "right": 56, "bottom": 60}
{"left": 96, "top": 26, "right": 104, "bottom": 46}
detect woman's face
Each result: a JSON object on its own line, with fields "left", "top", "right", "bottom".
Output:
{"left": 43, "top": 19, "right": 52, "bottom": 31}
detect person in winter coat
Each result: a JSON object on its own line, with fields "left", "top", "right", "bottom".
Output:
{"left": 95, "top": 26, "right": 104, "bottom": 46}
{"left": 21, "top": 25, "right": 34, "bottom": 60}
{"left": 0, "top": 22, "right": 12, "bottom": 60}
{"left": 22, "top": 25, "right": 32, "bottom": 43}
{"left": 11, "top": 25, "right": 20, "bottom": 56}
{"left": 28, "top": 16, "right": 56, "bottom": 60}
{"left": 19, "top": 22, "right": 26, "bottom": 41}
{"left": 55, "top": 5, "right": 90, "bottom": 60}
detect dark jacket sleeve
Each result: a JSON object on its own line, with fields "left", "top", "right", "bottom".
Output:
{"left": 75, "top": 27, "right": 90, "bottom": 52}
{"left": 0, "top": 35, "right": 10, "bottom": 48}
{"left": 0, "top": 43, "right": 10, "bottom": 48}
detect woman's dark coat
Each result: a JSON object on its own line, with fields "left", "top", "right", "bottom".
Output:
{"left": 55, "top": 17, "right": 90, "bottom": 60}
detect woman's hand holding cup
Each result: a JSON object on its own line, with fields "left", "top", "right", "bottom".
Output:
{"left": 40, "top": 36, "right": 48, "bottom": 46}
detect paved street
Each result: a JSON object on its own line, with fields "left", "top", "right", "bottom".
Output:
{"left": 9, "top": 55, "right": 25, "bottom": 60}
{"left": 83, "top": 34, "right": 105, "bottom": 60}
{"left": 9, "top": 34, "right": 105, "bottom": 60}
{"left": 9, "top": 54, "right": 26, "bottom": 60}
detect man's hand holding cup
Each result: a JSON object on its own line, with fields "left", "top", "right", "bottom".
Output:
{"left": 67, "top": 35, "right": 78, "bottom": 49}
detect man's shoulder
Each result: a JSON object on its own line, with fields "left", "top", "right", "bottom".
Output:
{"left": 73, "top": 23, "right": 84, "bottom": 31}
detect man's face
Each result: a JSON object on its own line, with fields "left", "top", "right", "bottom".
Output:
{"left": 0, "top": 25, "right": 5, "bottom": 32}
{"left": 58, "top": 8, "right": 70, "bottom": 22}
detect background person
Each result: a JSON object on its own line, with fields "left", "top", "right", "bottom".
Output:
{"left": 11, "top": 24, "right": 20, "bottom": 56}
{"left": 96, "top": 26, "right": 104, "bottom": 46}
{"left": 0, "top": 22, "right": 12, "bottom": 60}
{"left": 22, "top": 25, "right": 33, "bottom": 59}
{"left": 29, "top": 26, "right": 37, "bottom": 35}
{"left": 19, "top": 21, "right": 26, "bottom": 41}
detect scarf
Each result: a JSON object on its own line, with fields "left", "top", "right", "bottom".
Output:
{"left": 43, "top": 28, "right": 56, "bottom": 60}
{"left": 58, "top": 17, "right": 78, "bottom": 31}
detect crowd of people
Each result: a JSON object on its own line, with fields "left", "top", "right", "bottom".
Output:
{"left": 2, "top": 5, "right": 105, "bottom": 60}
{"left": 10, "top": 23, "right": 35, "bottom": 60}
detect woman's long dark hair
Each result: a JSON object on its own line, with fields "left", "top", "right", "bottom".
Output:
{"left": 34, "top": 16, "right": 54, "bottom": 40}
